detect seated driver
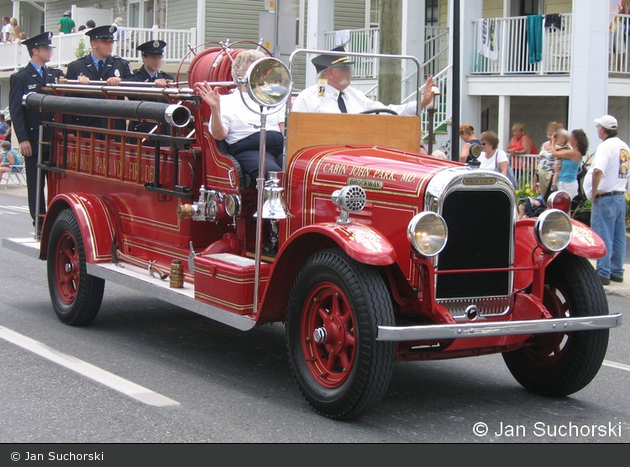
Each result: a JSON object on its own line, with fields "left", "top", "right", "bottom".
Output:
{"left": 194, "top": 50, "right": 284, "bottom": 185}
{"left": 291, "top": 46, "right": 436, "bottom": 114}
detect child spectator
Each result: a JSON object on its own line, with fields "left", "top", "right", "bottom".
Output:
{"left": 1, "top": 140, "right": 20, "bottom": 176}
{"left": 550, "top": 128, "right": 572, "bottom": 192}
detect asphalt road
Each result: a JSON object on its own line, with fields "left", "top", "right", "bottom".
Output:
{"left": 0, "top": 185, "right": 628, "bottom": 443}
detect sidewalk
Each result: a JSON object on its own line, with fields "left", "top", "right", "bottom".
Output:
{"left": 0, "top": 181, "right": 28, "bottom": 198}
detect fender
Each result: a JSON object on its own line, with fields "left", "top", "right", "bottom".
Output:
{"left": 513, "top": 218, "right": 606, "bottom": 291}
{"left": 39, "top": 193, "right": 117, "bottom": 263}
{"left": 256, "top": 222, "right": 397, "bottom": 323}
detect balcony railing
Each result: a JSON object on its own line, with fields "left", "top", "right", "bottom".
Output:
{"left": 0, "top": 26, "right": 196, "bottom": 74}
{"left": 471, "top": 14, "right": 573, "bottom": 75}
{"left": 472, "top": 13, "right": 630, "bottom": 76}
{"left": 610, "top": 14, "right": 630, "bottom": 74}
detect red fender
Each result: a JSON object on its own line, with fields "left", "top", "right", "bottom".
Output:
{"left": 256, "top": 222, "right": 397, "bottom": 323}
{"left": 513, "top": 218, "right": 606, "bottom": 291}
{"left": 39, "top": 193, "right": 117, "bottom": 263}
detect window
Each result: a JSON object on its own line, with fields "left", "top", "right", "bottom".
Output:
{"left": 127, "top": 0, "right": 156, "bottom": 28}
{"left": 426, "top": 0, "right": 439, "bottom": 26}
{"left": 367, "top": 0, "right": 379, "bottom": 28}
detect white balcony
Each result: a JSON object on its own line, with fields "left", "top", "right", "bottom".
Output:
{"left": 471, "top": 14, "right": 630, "bottom": 77}
{"left": 0, "top": 26, "right": 196, "bottom": 76}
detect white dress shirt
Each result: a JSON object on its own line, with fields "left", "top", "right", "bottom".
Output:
{"left": 209, "top": 89, "right": 284, "bottom": 145}
{"left": 291, "top": 83, "right": 417, "bottom": 115}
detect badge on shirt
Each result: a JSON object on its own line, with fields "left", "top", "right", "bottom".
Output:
{"left": 28, "top": 84, "right": 37, "bottom": 90}
{"left": 317, "top": 78, "right": 327, "bottom": 98}
{"left": 114, "top": 69, "right": 120, "bottom": 78}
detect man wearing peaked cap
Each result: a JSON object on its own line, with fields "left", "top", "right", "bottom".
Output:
{"left": 9, "top": 31, "right": 64, "bottom": 226}
{"left": 292, "top": 46, "right": 436, "bottom": 115}
{"left": 128, "top": 40, "right": 174, "bottom": 137}
{"left": 132, "top": 40, "right": 174, "bottom": 86}
{"left": 65, "top": 24, "right": 134, "bottom": 133}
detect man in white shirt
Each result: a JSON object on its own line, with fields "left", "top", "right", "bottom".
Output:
{"left": 1, "top": 17, "right": 12, "bottom": 43}
{"left": 195, "top": 50, "right": 285, "bottom": 186}
{"left": 583, "top": 114, "right": 629, "bottom": 284}
{"left": 292, "top": 46, "right": 436, "bottom": 115}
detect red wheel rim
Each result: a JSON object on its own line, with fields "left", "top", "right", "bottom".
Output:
{"left": 300, "top": 282, "right": 357, "bottom": 389}
{"left": 55, "top": 232, "right": 80, "bottom": 304}
{"left": 526, "top": 282, "right": 573, "bottom": 366}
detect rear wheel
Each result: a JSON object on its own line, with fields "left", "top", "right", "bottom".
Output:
{"left": 286, "top": 248, "right": 395, "bottom": 420}
{"left": 502, "top": 253, "right": 609, "bottom": 396}
{"left": 47, "top": 209, "right": 105, "bottom": 326}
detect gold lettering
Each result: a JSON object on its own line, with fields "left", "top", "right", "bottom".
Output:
{"left": 349, "top": 166, "right": 371, "bottom": 178}
{"left": 373, "top": 169, "right": 397, "bottom": 181}
{"left": 129, "top": 162, "right": 139, "bottom": 181}
{"left": 400, "top": 172, "right": 416, "bottom": 183}
{"left": 323, "top": 163, "right": 348, "bottom": 175}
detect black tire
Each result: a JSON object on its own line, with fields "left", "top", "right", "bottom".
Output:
{"left": 502, "top": 252, "right": 609, "bottom": 396}
{"left": 47, "top": 209, "right": 105, "bottom": 326}
{"left": 286, "top": 248, "right": 395, "bottom": 420}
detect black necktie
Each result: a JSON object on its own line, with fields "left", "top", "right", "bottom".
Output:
{"left": 40, "top": 66, "right": 46, "bottom": 78}
{"left": 337, "top": 91, "right": 348, "bottom": 113}
{"left": 97, "top": 59, "right": 104, "bottom": 73}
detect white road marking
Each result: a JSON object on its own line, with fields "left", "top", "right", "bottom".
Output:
{"left": 0, "top": 326, "right": 180, "bottom": 407}
{"left": 603, "top": 360, "right": 630, "bottom": 372}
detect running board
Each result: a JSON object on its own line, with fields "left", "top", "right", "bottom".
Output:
{"left": 2, "top": 237, "right": 257, "bottom": 332}
{"left": 377, "top": 314, "right": 623, "bottom": 342}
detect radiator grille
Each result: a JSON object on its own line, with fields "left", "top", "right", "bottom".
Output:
{"left": 436, "top": 190, "right": 512, "bottom": 300}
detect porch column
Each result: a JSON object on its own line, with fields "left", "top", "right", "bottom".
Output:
{"left": 568, "top": 0, "right": 609, "bottom": 152}
{"left": 197, "top": 0, "right": 206, "bottom": 46}
{"left": 498, "top": 95, "right": 511, "bottom": 151}
{"left": 459, "top": 0, "right": 483, "bottom": 137}
{"left": 401, "top": 0, "right": 424, "bottom": 99}
{"left": 305, "top": 0, "right": 334, "bottom": 88}
{"left": 12, "top": 1, "right": 21, "bottom": 23}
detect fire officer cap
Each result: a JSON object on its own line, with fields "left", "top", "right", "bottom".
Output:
{"left": 21, "top": 32, "right": 55, "bottom": 50}
{"left": 137, "top": 40, "right": 167, "bottom": 56}
{"left": 86, "top": 24, "right": 117, "bottom": 42}
{"left": 311, "top": 46, "right": 355, "bottom": 73}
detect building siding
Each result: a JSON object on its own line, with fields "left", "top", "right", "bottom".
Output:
{"left": 334, "top": 0, "right": 366, "bottom": 31}
{"left": 544, "top": 0, "right": 572, "bottom": 15}
{"left": 167, "top": 0, "right": 197, "bottom": 30}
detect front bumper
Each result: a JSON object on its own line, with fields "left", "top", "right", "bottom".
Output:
{"left": 377, "top": 313, "right": 622, "bottom": 342}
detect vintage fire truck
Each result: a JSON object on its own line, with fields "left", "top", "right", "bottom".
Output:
{"left": 3, "top": 45, "right": 622, "bottom": 420}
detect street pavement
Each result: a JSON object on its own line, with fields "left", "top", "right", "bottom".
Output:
{"left": 0, "top": 180, "right": 628, "bottom": 443}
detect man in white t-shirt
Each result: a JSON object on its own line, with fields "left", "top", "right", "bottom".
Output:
{"left": 584, "top": 114, "right": 629, "bottom": 284}
{"left": 1, "top": 17, "right": 12, "bottom": 43}
{"left": 195, "top": 50, "right": 284, "bottom": 186}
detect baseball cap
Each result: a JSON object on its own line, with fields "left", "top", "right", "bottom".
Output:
{"left": 64, "top": 11, "right": 71, "bottom": 16}
{"left": 594, "top": 115, "right": 618, "bottom": 130}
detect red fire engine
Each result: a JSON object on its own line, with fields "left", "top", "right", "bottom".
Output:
{"left": 3, "top": 46, "right": 622, "bottom": 420}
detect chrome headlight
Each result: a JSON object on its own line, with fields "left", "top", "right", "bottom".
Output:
{"left": 535, "top": 209, "right": 572, "bottom": 252}
{"left": 407, "top": 212, "right": 448, "bottom": 257}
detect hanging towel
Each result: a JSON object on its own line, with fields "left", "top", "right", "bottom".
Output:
{"left": 544, "top": 13, "right": 563, "bottom": 31}
{"left": 335, "top": 29, "right": 351, "bottom": 47}
{"left": 479, "top": 18, "right": 499, "bottom": 61}
{"left": 527, "top": 14, "right": 544, "bottom": 64}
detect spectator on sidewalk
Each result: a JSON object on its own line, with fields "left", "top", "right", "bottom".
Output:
{"left": 0, "top": 114, "right": 8, "bottom": 136}
{"left": 584, "top": 115, "right": 629, "bottom": 285}
{"left": 0, "top": 140, "right": 19, "bottom": 177}
{"left": 459, "top": 123, "right": 482, "bottom": 163}
{"left": 507, "top": 123, "right": 537, "bottom": 183}
{"left": 58, "top": 11, "right": 76, "bottom": 34}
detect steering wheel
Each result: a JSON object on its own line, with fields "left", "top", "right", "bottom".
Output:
{"left": 359, "top": 108, "right": 399, "bottom": 115}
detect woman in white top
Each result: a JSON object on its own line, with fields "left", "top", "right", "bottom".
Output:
{"left": 195, "top": 50, "right": 285, "bottom": 186}
{"left": 478, "top": 130, "right": 509, "bottom": 176}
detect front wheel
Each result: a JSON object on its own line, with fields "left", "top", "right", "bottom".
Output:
{"left": 502, "top": 252, "right": 609, "bottom": 396}
{"left": 47, "top": 209, "right": 105, "bottom": 326}
{"left": 286, "top": 249, "right": 395, "bottom": 420}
